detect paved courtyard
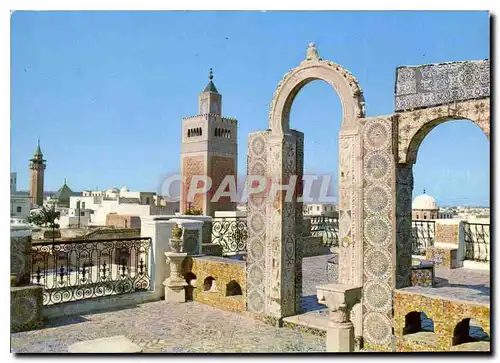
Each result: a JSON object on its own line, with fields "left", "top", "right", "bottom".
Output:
{"left": 10, "top": 254, "right": 490, "bottom": 353}
{"left": 11, "top": 255, "right": 332, "bottom": 353}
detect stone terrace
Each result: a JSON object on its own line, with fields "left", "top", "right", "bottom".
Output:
{"left": 10, "top": 255, "right": 489, "bottom": 353}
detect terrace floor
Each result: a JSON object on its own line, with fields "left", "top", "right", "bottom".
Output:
{"left": 10, "top": 254, "right": 490, "bottom": 353}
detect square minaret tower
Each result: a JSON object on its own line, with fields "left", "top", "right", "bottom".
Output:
{"left": 180, "top": 69, "right": 238, "bottom": 216}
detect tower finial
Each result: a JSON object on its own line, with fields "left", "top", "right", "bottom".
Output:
{"left": 64, "top": 178, "right": 67, "bottom": 185}
{"left": 37, "top": 137, "right": 40, "bottom": 146}
{"left": 306, "top": 42, "right": 320, "bottom": 61}
{"left": 209, "top": 68, "right": 213, "bottom": 81}
{"left": 423, "top": 188, "right": 426, "bottom": 194}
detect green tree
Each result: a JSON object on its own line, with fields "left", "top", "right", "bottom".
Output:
{"left": 26, "top": 211, "right": 43, "bottom": 227}
{"left": 40, "top": 205, "right": 60, "bottom": 229}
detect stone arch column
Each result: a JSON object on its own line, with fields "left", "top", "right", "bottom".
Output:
{"left": 246, "top": 43, "right": 366, "bottom": 329}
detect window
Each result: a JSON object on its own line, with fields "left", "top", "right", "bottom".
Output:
{"left": 146, "top": 197, "right": 150, "bottom": 205}
{"left": 82, "top": 202, "right": 86, "bottom": 209}
{"left": 316, "top": 206, "right": 320, "bottom": 211}
{"left": 16, "top": 206, "right": 22, "bottom": 213}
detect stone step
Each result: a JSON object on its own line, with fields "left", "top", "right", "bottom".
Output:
{"left": 282, "top": 310, "right": 329, "bottom": 337}
{"left": 450, "top": 341, "right": 490, "bottom": 351}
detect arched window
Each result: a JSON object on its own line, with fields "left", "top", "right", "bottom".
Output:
{"left": 226, "top": 280, "right": 242, "bottom": 296}
{"left": 203, "top": 276, "right": 217, "bottom": 292}
{"left": 403, "top": 312, "right": 434, "bottom": 335}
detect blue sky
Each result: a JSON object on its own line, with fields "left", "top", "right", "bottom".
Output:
{"left": 10, "top": 11, "right": 490, "bottom": 206}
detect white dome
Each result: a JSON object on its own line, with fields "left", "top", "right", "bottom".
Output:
{"left": 412, "top": 194, "right": 438, "bottom": 210}
{"left": 120, "top": 186, "right": 129, "bottom": 192}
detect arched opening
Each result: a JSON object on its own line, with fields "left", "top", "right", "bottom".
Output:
{"left": 203, "top": 276, "right": 217, "bottom": 292}
{"left": 184, "top": 272, "right": 197, "bottom": 301}
{"left": 453, "top": 318, "right": 490, "bottom": 346}
{"left": 403, "top": 311, "right": 434, "bottom": 335}
{"left": 225, "top": 280, "right": 242, "bottom": 297}
{"left": 245, "top": 46, "right": 365, "bottom": 337}
{"left": 289, "top": 79, "right": 343, "bottom": 313}
{"left": 409, "top": 119, "right": 489, "bottom": 261}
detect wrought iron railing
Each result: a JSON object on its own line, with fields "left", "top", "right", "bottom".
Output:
{"left": 463, "top": 222, "right": 490, "bottom": 262}
{"left": 308, "top": 215, "right": 339, "bottom": 247}
{"left": 211, "top": 218, "right": 248, "bottom": 256}
{"left": 31, "top": 237, "right": 152, "bottom": 305}
{"left": 411, "top": 220, "right": 435, "bottom": 255}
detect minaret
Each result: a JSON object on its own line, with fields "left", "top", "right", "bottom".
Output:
{"left": 180, "top": 69, "right": 238, "bottom": 216}
{"left": 29, "top": 138, "right": 46, "bottom": 207}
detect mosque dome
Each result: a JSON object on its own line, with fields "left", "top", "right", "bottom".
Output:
{"left": 412, "top": 192, "right": 438, "bottom": 210}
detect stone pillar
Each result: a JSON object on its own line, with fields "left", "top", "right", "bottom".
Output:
{"left": 11, "top": 223, "right": 33, "bottom": 286}
{"left": 11, "top": 222, "right": 44, "bottom": 333}
{"left": 265, "top": 132, "right": 300, "bottom": 321}
{"left": 337, "top": 130, "right": 364, "bottom": 338}
{"left": 140, "top": 216, "right": 174, "bottom": 300}
{"left": 317, "top": 284, "right": 362, "bottom": 352}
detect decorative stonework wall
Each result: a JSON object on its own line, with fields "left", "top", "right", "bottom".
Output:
{"left": 395, "top": 163, "right": 413, "bottom": 289}
{"left": 395, "top": 60, "right": 490, "bottom": 112}
{"left": 361, "top": 116, "right": 395, "bottom": 351}
{"left": 182, "top": 156, "right": 205, "bottom": 212}
{"left": 425, "top": 247, "right": 458, "bottom": 269}
{"left": 11, "top": 230, "right": 32, "bottom": 286}
{"left": 394, "top": 288, "right": 490, "bottom": 351}
{"left": 209, "top": 156, "right": 236, "bottom": 214}
{"left": 11, "top": 285, "right": 43, "bottom": 333}
{"left": 246, "top": 131, "right": 270, "bottom": 315}
{"left": 192, "top": 256, "right": 246, "bottom": 313}
{"left": 397, "top": 98, "right": 490, "bottom": 164}
{"left": 435, "top": 223, "right": 459, "bottom": 244}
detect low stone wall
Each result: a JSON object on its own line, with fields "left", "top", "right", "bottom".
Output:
{"left": 435, "top": 223, "right": 460, "bottom": 245}
{"left": 188, "top": 256, "right": 246, "bottom": 313}
{"left": 394, "top": 287, "right": 490, "bottom": 352}
{"left": 425, "top": 245, "right": 458, "bottom": 269}
{"left": 41, "top": 291, "right": 159, "bottom": 320}
{"left": 106, "top": 214, "right": 141, "bottom": 229}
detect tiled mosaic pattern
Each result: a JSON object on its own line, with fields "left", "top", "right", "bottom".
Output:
{"left": 411, "top": 261, "right": 434, "bottom": 287}
{"left": 394, "top": 60, "right": 490, "bottom": 112}
{"left": 11, "top": 235, "right": 32, "bottom": 286}
{"left": 435, "top": 224, "right": 459, "bottom": 245}
{"left": 11, "top": 285, "right": 43, "bottom": 333}
{"left": 361, "top": 116, "right": 395, "bottom": 350}
{"left": 191, "top": 256, "right": 246, "bottom": 312}
{"left": 426, "top": 246, "right": 458, "bottom": 269}
{"left": 10, "top": 300, "right": 325, "bottom": 353}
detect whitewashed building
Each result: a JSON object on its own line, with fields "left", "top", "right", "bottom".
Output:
{"left": 68, "top": 186, "right": 175, "bottom": 226}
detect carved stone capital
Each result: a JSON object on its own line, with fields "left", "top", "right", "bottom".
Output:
{"left": 317, "top": 284, "right": 362, "bottom": 323}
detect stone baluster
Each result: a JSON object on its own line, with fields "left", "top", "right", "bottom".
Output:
{"left": 163, "top": 224, "right": 188, "bottom": 303}
{"left": 317, "top": 284, "right": 362, "bottom": 352}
